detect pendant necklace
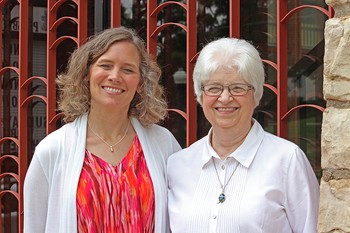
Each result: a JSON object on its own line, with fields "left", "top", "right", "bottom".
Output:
{"left": 88, "top": 121, "right": 130, "bottom": 152}
{"left": 212, "top": 157, "right": 238, "bottom": 204}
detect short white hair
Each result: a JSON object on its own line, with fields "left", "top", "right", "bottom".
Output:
{"left": 193, "top": 37, "right": 265, "bottom": 107}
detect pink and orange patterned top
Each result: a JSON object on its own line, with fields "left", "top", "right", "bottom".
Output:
{"left": 76, "top": 136, "right": 155, "bottom": 233}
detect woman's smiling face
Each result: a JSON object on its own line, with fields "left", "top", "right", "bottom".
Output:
{"left": 201, "top": 68, "right": 255, "bottom": 131}
{"left": 88, "top": 41, "right": 141, "bottom": 111}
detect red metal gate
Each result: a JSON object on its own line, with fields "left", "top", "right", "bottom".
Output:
{"left": 0, "top": 1, "right": 333, "bottom": 232}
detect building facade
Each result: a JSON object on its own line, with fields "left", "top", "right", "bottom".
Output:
{"left": 318, "top": 0, "right": 350, "bottom": 232}
{"left": 0, "top": 0, "right": 347, "bottom": 232}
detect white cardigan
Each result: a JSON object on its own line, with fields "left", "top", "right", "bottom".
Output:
{"left": 24, "top": 114, "right": 181, "bottom": 233}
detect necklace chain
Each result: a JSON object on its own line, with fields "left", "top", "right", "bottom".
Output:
{"left": 88, "top": 121, "right": 130, "bottom": 152}
{"left": 212, "top": 157, "right": 238, "bottom": 203}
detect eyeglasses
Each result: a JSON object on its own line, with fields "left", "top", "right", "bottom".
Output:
{"left": 201, "top": 83, "right": 254, "bottom": 97}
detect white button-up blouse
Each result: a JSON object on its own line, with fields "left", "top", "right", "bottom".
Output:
{"left": 167, "top": 119, "right": 319, "bottom": 233}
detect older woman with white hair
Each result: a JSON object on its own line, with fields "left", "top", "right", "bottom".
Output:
{"left": 167, "top": 37, "right": 319, "bottom": 233}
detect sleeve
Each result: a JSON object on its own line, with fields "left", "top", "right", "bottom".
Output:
{"left": 24, "top": 153, "right": 49, "bottom": 233}
{"left": 285, "top": 147, "right": 320, "bottom": 233}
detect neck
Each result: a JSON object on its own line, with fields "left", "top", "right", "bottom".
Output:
{"left": 210, "top": 122, "right": 252, "bottom": 159}
{"left": 89, "top": 101, "right": 129, "bottom": 124}
{"left": 87, "top": 111, "right": 130, "bottom": 141}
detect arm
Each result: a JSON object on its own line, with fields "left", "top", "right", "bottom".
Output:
{"left": 24, "top": 154, "right": 49, "bottom": 233}
{"left": 285, "top": 147, "right": 320, "bottom": 233}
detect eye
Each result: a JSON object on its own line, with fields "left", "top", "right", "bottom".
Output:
{"left": 205, "top": 85, "right": 222, "bottom": 93}
{"left": 122, "top": 67, "right": 135, "bottom": 74}
{"left": 98, "top": 63, "right": 112, "bottom": 69}
{"left": 230, "top": 85, "right": 246, "bottom": 93}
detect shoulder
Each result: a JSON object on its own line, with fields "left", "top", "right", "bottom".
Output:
{"left": 262, "top": 131, "right": 302, "bottom": 155}
{"left": 148, "top": 123, "right": 175, "bottom": 137}
{"left": 167, "top": 137, "right": 207, "bottom": 188}
{"left": 264, "top": 131, "right": 299, "bottom": 148}
{"left": 131, "top": 118, "right": 181, "bottom": 154}
{"left": 132, "top": 118, "right": 178, "bottom": 143}
{"left": 248, "top": 121, "right": 307, "bottom": 169}
{"left": 34, "top": 117, "right": 85, "bottom": 161}
{"left": 168, "top": 136, "right": 207, "bottom": 166}
{"left": 252, "top": 119, "right": 300, "bottom": 153}
{"left": 35, "top": 123, "right": 69, "bottom": 153}
{"left": 255, "top": 129, "right": 310, "bottom": 174}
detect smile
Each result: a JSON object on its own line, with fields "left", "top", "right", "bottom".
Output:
{"left": 216, "top": 107, "right": 238, "bottom": 111}
{"left": 103, "top": 86, "right": 123, "bottom": 93}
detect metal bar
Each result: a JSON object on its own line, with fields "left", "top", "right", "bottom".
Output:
{"left": 229, "top": 0, "right": 240, "bottom": 38}
{"left": 186, "top": 0, "right": 197, "bottom": 146}
{"left": 47, "top": 0, "right": 58, "bottom": 134}
{"left": 147, "top": 0, "right": 157, "bottom": 55}
{"left": 111, "top": 0, "right": 121, "bottom": 27}
{"left": 77, "top": 0, "right": 88, "bottom": 45}
{"left": 276, "top": 0, "right": 288, "bottom": 138}
{"left": 18, "top": 1, "right": 29, "bottom": 232}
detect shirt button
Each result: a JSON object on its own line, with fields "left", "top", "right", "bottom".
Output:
{"left": 221, "top": 165, "right": 225, "bottom": 170}
{"left": 213, "top": 215, "right": 217, "bottom": 219}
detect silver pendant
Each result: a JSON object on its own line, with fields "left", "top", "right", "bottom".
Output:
{"left": 218, "top": 193, "right": 226, "bottom": 203}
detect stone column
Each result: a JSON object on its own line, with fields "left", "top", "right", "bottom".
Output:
{"left": 319, "top": 0, "right": 350, "bottom": 232}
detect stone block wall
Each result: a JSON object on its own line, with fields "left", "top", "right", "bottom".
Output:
{"left": 319, "top": 0, "right": 350, "bottom": 232}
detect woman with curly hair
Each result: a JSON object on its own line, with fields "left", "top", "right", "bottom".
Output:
{"left": 24, "top": 27, "right": 181, "bottom": 233}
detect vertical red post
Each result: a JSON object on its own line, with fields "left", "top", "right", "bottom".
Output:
{"left": 111, "top": 0, "right": 121, "bottom": 27}
{"left": 229, "top": 0, "right": 240, "bottom": 38}
{"left": 276, "top": 1, "right": 288, "bottom": 138}
{"left": 147, "top": 0, "right": 157, "bottom": 56}
{"left": 186, "top": 0, "right": 197, "bottom": 146}
{"left": 46, "top": 0, "right": 58, "bottom": 134}
{"left": 18, "top": 2, "right": 29, "bottom": 233}
{"left": 77, "top": 0, "right": 88, "bottom": 45}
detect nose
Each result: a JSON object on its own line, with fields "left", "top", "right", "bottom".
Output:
{"left": 218, "top": 87, "right": 233, "bottom": 103}
{"left": 108, "top": 68, "right": 122, "bottom": 82}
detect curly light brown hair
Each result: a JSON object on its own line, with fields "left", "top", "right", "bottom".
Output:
{"left": 57, "top": 27, "right": 167, "bottom": 126}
